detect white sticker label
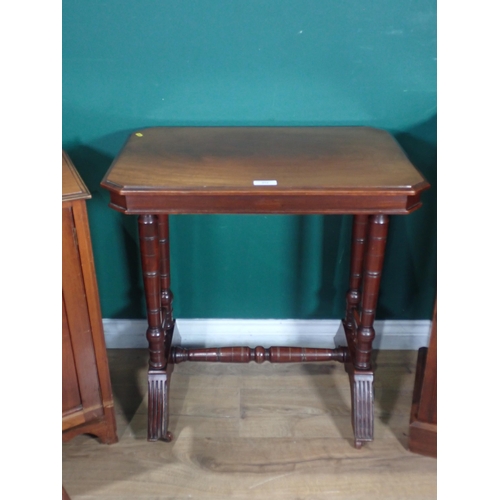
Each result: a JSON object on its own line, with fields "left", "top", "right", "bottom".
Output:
{"left": 253, "top": 180, "right": 277, "bottom": 186}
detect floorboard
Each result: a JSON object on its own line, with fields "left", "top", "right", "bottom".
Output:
{"left": 62, "top": 349, "right": 436, "bottom": 499}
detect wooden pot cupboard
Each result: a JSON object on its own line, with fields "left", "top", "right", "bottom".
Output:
{"left": 409, "top": 302, "right": 437, "bottom": 457}
{"left": 62, "top": 151, "right": 118, "bottom": 445}
{"left": 101, "top": 127, "right": 430, "bottom": 448}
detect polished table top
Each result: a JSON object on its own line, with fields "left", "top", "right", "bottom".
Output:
{"left": 100, "top": 126, "right": 430, "bottom": 447}
{"left": 101, "top": 127, "right": 429, "bottom": 214}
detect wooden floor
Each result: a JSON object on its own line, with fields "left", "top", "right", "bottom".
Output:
{"left": 62, "top": 349, "right": 436, "bottom": 499}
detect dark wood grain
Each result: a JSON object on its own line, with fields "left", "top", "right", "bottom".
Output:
{"left": 101, "top": 127, "right": 429, "bottom": 214}
{"left": 355, "top": 214, "right": 389, "bottom": 371}
{"left": 138, "top": 215, "right": 165, "bottom": 370}
{"left": 345, "top": 215, "right": 369, "bottom": 335}
{"left": 173, "top": 346, "right": 348, "bottom": 364}
{"left": 158, "top": 215, "right": 174, "bottom": 331}
{"left": 100, "top": 127, "right": 429, "bottom": 449}
{"left": 138, "top": 214, "right": 174, "bottom": 441}
{"left": 341, "top": 215, "right": 389, "bottom": 446}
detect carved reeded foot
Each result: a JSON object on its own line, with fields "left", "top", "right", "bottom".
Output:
{"left": 349, "top": 371, "right": 374, "bottom": 448}
{"left": 147, "top": 371, "right": 172, "bottom": 442}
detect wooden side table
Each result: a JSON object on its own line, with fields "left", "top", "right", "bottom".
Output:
{"left": 101, "top": 127, "right": 429, "bottom": 448}
{"left": 63, "top": 151, "right": 118, "bottom": 444}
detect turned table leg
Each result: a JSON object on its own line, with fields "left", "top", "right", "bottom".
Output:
{"left": 158, "top": 215, "right": 174, "bottom": 333}
{"left": 344, "top": 214, "right": 389, "bottom": 448}
{"left": 139, "top": 214, "right": 173, "bottom": 442}
{"left": 345, "top": 215, "right": 369, "bottom": 335}
{"left": 157, "top": 215, "right": 174, "bottom": 440}
{"left": 356, "top": 214, "right": 388, "bottom": 370}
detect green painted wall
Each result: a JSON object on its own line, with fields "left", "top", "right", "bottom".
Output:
{"left": 63, "top": 0, "right": 436, "bottom": 320}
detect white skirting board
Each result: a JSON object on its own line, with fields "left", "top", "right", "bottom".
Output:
{"left": 102, "top": 318, "right": 432, "bottom": 350}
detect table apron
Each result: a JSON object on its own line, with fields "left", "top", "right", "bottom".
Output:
{"left": 109, "top": 192, "right": 422, "bottom": 214}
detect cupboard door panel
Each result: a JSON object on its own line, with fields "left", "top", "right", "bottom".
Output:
{"left": 62, "top": 206, "right": 103, "bottom": 419}
{"left": 62, "top": 295, "right": 82, "bottom": 415}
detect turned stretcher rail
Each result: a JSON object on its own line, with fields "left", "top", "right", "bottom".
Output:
{"left": 172, "top": 346, "right": 348, "bottom": 364}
